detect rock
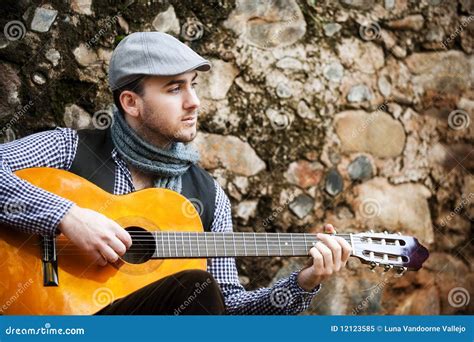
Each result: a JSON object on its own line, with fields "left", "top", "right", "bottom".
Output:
{"left": 348, "top": 155, "right": 373, "bottom": 181}
{"left": 285, "top": 160, "right": 324, "bottom": 189}
{"left": 337, "top": 38, "right": 384, "bottom": 74}
{"left": 276, "top": 57, "right": 302, "bottom": 70}
{"left": 265, "top": 108, "right": 293, "bottom": 130}
{"left": 63, "top": 104, "right": 92, "bottom": 130}
{"left": 325, "top": 169, "right": 343, "bottom": 196}
{"left": 339, "top": 0, "right": 375, "bottom": 9}
{"left": 45, "top": 48, "right": 60, "bottom": 66}
{"left": 71, "top": 0, "right": 92, "bottom": 15}
{"left": 352, "top": 178, "right": 434, "bottom": 245}
{"left": 0, "top": 128, "right": 16, "bottom": 143}
{"left": 0, "top": 63, "right": 21, "bottom": 119}
{"left": 390, "top": 45, "right": 406, "bottom": 59}
{"left": 347, "top": 84, "right": 373, "bottom": 102}
{"left": 436, "top": 212, "right": 471, "bottom": 249}
{"left": 193, "top": 132, "right": 266, "bottom": 176}
{"left": 296, "top": 100, "right": 316, "bottom": 120}
{"left": 73, "top": 43, "right": 99, "bottom": 67}
{"left": 323, "top": 62, "right": 344, "bottom": 83}
{"left": 289, "top": 194, "right": 314, "bottom": 219}
{"left": 387, "top": 102, "right": 403, "bottom": 119}
{"left": 233, "top": 176, "right": 249, "bottom": 194}
{"left": 394, "top": 286, "right": 440, "bottom": 315}
{"left": 334, "top": 110, "right": 406, "bottom": 158}
{"left": 152, "top": 5, "right": 180, "bottom": 36}
{"left": 235, "top": 200, "right": 258, "bottom": 224}
{"left": 30, "top": 7, "right": 58, "bottom": 33}
{"left": 197, "top": 59, "right": 238, "bottom": 100}
{"left": 31, "top": 72, "right": 46, "bottom": 85}
{"left": 224, "top": 0, "right": 306, "bottom": 48}
{"left": 377, "top": 75, "right": 392, "bottom": 97}
{"left": 387, "top": 15, "right": 424, "bottom": 31}
{"left": 384, "top": 0, "right": 395, "bottom": 9}
{"left": 276, "top": 83, "right": 292, "bottom": 98}
{"left": 323, "top": 23, "right": 342, "bottom": 37}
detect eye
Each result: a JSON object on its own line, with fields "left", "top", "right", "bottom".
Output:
{"left": 191, "top": 82, "right": 198, "bottom": 88}
{"left": 169, "top": 86, "right": 180, "bottom": 93}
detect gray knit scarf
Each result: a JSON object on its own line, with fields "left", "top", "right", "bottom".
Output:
{"left": 110, "top": 106, "right": 199, "bottom": 193}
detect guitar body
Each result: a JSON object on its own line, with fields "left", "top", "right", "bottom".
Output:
{"left": 0, "top": 168, "right": 206, "bottom": 315}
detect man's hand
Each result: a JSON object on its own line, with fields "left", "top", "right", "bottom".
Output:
{"left": 58, "top": 204, "right": 132, "bottom": 266}
{"left": 297, "top": 223, "right": 352, "bottom": 291}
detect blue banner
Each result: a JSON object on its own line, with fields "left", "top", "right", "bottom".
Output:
{"left": 1, "top": 315, "right": 472, "bottom": 342}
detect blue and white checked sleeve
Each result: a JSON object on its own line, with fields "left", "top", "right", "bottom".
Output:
{"left": 207, "top": 180, "right": 321, "bottom": 315}
{"left": 0, "top": 128, "right": 78, "bottom": 236}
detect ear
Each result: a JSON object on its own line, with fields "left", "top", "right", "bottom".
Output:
{"left": 120, "top": 90, "right": 144, "bottom": 118}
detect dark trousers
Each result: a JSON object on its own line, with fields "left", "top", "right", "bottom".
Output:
{"left": 94, "top": 269, "right": 225, "bottom": 315}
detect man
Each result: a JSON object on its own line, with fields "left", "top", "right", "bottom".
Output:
{"left": 0, "top": 32, "right": 351, "bottom": 315}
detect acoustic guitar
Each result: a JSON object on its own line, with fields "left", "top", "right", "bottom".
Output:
{"left": 0, "top": 168, "right": 429, "bottom": 315}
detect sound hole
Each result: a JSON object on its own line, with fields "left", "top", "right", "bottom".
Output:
{"left": 122, "top": 227, "right": 156, "bottom": 264}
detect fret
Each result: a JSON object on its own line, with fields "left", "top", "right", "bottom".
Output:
{"left": 232, "top": 233, "right": 237, "bottom": 257}
{"left": 205, "top": 233, "right": 209, "bottom": 257}
{"left": 154, "top": 232, "right": 160, "bottom": 258}
{"left": 196, "top": 233, "right": 200, "bottom": 256}
{"left": 167, "top": 232, "right": 171, "bottom": 257}
{"left": 290, "top": 233, "right": 295, "bottom": 255}
{"left": 213, "top": 234, "right": 217, "bottom": 257}
{"left": 188, "top": 232, "right": 192, "bottom": 257}
{"left": 174, "top": 233, "right": 178, "bottom": 257}
{"left": 303, "top": 234, "right": 308, "bottom": 254}
{"left": 161, "top": 233, "right": 165, "bottom": 258}
{"left": 254, "top": 232, "right": 258, "bottom": 256}
{"left": 243, "top": 233, "right": 247, "bottom": 256}
{"left": 181, "top": 233, "right": 185, "bottom": 257}
{"left": 277, "top": 233, "right": 282, "bottom": 256}
{"left": 265, "top": 234, "right": 270, "bottom": 256}
{"left": 223, "top": 233, "right": 227, "bottom": 256}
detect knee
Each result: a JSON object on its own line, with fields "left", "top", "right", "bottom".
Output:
{"left": 176, "top": 269, "right": 219, "bottom": 289}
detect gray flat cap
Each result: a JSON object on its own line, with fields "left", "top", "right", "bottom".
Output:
{"left": 108, "top": 32, "right": 211, "bottom": 90}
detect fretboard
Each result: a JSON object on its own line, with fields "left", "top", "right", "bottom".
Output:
{"left": 143, "top": 232, "right": 354, "bottom": 258}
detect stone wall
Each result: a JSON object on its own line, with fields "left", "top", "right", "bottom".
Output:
{"left": 0, "top": 0, "right": 472, "bottom": 314}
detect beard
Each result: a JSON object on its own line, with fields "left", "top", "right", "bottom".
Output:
{"left": 140, "top": 102, "right": 198, "bottom": 146}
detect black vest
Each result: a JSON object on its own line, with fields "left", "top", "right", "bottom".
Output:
{"left": 69, "top": 129, "right": 215, "bottom": 232}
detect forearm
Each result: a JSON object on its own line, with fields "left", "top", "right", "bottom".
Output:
{"left": 222, "top": 271, "right": 320, "bottom": 315}
{"left": 0, "top": 157, "right": 74, "bottom": 236}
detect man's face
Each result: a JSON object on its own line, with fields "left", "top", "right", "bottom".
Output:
{"left": 133, "top": 71, "right": 200, "bottom": 147}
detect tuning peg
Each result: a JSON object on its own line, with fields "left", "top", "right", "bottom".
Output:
{"left": 394, "top": 266, "right": 407, "bottom": 277}
{"left": 384, "top": 230, "right": 388, "bottom": 234}
{"left": 397, "top": 232, "right": 402, "bottom": 235}
{"left": 384, "top": 264, "right": 393, "bottom": 272}
{"left": 369, "top": 261, "right": 379, "bottom": 272}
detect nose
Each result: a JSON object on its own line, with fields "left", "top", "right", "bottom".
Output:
{"left": 183, "top": 87, "right": 200, "bottom": 111}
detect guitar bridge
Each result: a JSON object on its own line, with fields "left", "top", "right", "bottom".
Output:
{"left": 41, "top": 236, "right": 58, "bottom": 286}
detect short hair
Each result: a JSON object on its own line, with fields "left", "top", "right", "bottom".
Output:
{"left": 112, "top": 75, "right": 148, "bottom": 115}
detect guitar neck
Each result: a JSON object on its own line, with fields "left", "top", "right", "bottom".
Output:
{"left": 146, "top": 232, "right": 354, "bottom": 258}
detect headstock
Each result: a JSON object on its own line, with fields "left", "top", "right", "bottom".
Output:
{"left": 350, "top": 231, "right": 429, "bottom": 276}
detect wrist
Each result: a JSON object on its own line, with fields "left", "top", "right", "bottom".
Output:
{"left": 297, "top": 268, "right": 321, "bottom": 292}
